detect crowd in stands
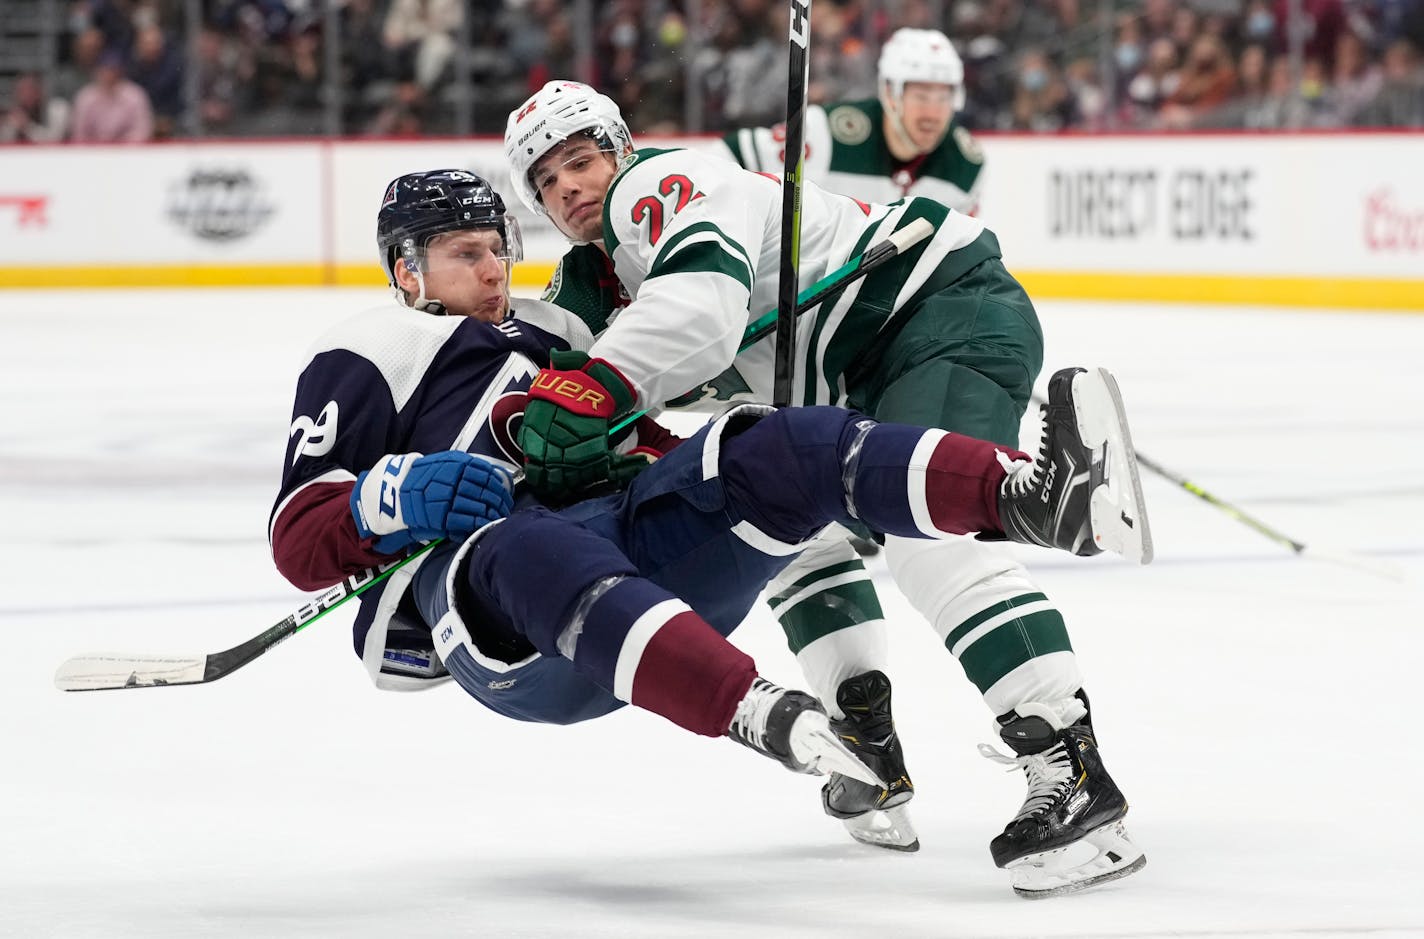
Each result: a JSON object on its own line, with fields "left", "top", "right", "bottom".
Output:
{"left": 3, "top": 0, "right": 1422, "bottom": 144}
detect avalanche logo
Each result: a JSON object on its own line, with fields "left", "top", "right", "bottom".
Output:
{"left": 289, "top": 401, "right": 338, "bottom": 465}
{"left": 488, "top": 392, "right": 527, "bottom": 463}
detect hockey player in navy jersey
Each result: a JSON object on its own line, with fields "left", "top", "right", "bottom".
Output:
{"left": 269, "top": 170, "right": 1153, "bottom": 882}
{"left": 505, "top": 82, "right": 1151, "bottom": 895}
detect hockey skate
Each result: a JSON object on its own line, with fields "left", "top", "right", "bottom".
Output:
{"left": 979, "top": 696, "right": 1146, "bottom": 899}
{"left": 820, "top": 671, "right": 919, "bottom": 851}
{"left": 727, "top": 678, "right": 886, "bottom": 788}
{"left": 998, "top": 367, "right": 1153, "bottom": 564}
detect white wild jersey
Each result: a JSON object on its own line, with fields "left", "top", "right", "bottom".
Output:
{"left": 588, "top": 146, "right": 991, "bottom": 411}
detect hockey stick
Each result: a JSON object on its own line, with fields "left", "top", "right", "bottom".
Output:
{"left": 774, "top": 0, "right": 813, "bottom": 407}
{"left": 54, "top": 543, "right": 441, "bottom": 691}
{"left": 1029, "top": 392, "right": 1403, "bottom": 580}
{"left": 612, "top": 217, "right": 934, "bottom": 435}
{"left": 56, "top": 220, "right": 935, "bottom": 694}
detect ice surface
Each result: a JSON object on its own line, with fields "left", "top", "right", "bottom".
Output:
{"left": 3, "top": 287, "right": 1421, "bottom": 938}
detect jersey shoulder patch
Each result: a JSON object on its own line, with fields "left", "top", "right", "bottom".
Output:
{"left": 540, "top": 257, "right": 565, "bottom": 301}
{"left": 827, "top": 102, "right": 874, "bottom": 146}
{"left": 953, "top": 125, "right": 985, "bottom": 165}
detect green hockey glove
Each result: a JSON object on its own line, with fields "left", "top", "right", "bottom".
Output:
{"left": 519, "top": 349, "right": 640, "bottom": 501}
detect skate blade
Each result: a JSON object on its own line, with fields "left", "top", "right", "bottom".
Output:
{"left": 842, "top": 804, "right": 920, "bottom": 852}
{"left": 792, "top": 715, "right": 889, "bottom": 789}
{"left": 1072, "top": 368, "right": 1154, "bottom": 565}
{"left": 1005, "top": 819, "right": 1147, "bottom": 899}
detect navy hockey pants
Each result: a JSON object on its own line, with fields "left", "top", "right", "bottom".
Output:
{"left": 411, "top": 405, "right": 1008, "bottom": 726}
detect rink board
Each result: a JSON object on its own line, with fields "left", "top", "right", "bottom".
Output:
{"left": 1, "top": 133, "right": 1422, "bottom": 309}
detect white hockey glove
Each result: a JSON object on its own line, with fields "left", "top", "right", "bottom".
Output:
{"left": 351, "top": 451, "right": 515, "bottom": 554}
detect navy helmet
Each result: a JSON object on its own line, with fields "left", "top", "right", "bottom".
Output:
{"left": 376, "top": 169, "right": 523, "bottom": 288}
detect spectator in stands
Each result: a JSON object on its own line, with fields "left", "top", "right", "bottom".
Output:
{"left": 70, "top": 49, "right": 154, "bottom": 142}
{"left": 366, "top": 79, "right": 428, "bottom": 136}
{"left": 1254, "top": 53, "right": 1311, "bottom": 128}
{"left": 1112, "top": 13, "right": 1146, "bottom": 91}
{"left": 194, "top": 25, "right": 254, "bottom": 134}
{"left": 1241, "top": 0, "right": 1280, "bottom": 52}
{"left": 1355, "top": 37, "right": 1424, "bottom": 125}
{"left": 1003, "top": 47, "right": 1072, "bottom": 130}
{"left": 717, "top": 0, "right": 787, "bottom": 127}
{"left": 1064, "top": 55, "right": 1109, "bottom": 128}
{"left": 808, "top": 1, "right": 876, "bottom": 103}
{"left": 1169, "top": 5, "right": 1201, "bottom": 56}
{"left": 382, "top": 0, "right": 462, "bottom": 89}
{"left": 53, "top": 27, "right": 107, "bottom": 103}
{"left": 1139, "top": 0, "right": 1176, "bottom": 45}
{"left": 1274, "top": 0, "right": 1346, "bottom": 67}
{"left": 1123, "top": 37, "right": 1180, "bottom": 123}
{"left": 1, "top": 73, "right": 71, "bottom": 144}
{"left": 129, "top": 24, "right": 185, "bottom": 138}
{"left": 1326, "top": 31, "right": 1385, "bottom": 125}
{"left": 1198, "top": 42, "right": 1272, "bottom": 127}
{"left": 1160, "top": 34, "right": 1238, "bottom": 126}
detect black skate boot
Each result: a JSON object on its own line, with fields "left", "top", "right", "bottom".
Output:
{"left": 981, "top": 694, "right": 1146, "bottom": 898}
{"left": 727, "top": 678, "right": 885, "bottom": 788}
{"left": 997, "top": 367, "right": 1153, "bottom": 564}
{"left": 820, "top": 671, "right": 919, "bottom": 851}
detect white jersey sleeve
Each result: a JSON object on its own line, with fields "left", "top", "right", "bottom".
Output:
{"left": 589, "top": 149, "right": 780, "bottom": 409}
{"left": 722, "top": 105, "right": 834, "bottom": 180}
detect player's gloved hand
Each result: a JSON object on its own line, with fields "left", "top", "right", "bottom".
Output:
{"left": 518, "top": 349, "right": 642, "bottom": 501}
{"left": 351, "top": 451, "right": 515, "bottom": 554}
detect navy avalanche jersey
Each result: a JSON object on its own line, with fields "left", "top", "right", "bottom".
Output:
{"left": 269, "top": 299, "right": 589, "bottom": 674}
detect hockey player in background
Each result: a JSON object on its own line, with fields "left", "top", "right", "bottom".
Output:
{"left": 268, "top": 170, "right": 1152, "bottom": 878}
{"left": 722, "top": 28, "right": 985, "bottom": 215}
{"left": 505, "top": 81, "right": 1150, "bottom": 897}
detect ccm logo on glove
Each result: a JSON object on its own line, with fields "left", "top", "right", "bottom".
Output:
{"left": 378, "top": 453, "right": 407, "bottom": 518}
{"left": 352, "top": 450, "right": 515, "bottom": 555}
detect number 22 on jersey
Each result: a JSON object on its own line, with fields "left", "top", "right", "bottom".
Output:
{"left": 630, "top": 174, "right": 704, "bottom": 245}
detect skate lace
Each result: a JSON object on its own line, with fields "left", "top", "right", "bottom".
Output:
{"left": 978, "top": 741, "right": 1074, "bottom": 822}
{"left": 999, "top": 416, "right": 1048, "bottom": 500}
{"left": 728, "top": 680, "right": 780, "bottom": 752}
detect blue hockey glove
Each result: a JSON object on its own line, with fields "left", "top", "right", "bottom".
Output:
{"left": 351, "top": 451, "right": 515, "bottom": 554}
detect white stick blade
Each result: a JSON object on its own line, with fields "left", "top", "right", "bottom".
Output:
{"left": 54, "top": 654, "right": 207, "bottom": 691}
{"left": 888, "top": 217, "right": 934, "bottom": 254}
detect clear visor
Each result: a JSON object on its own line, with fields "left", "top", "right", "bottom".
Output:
{"left": 529, "top": 138, "right": 619, "bottom": 205}
{"left": 413, "top": 226, "right": 519, "bottom": 281}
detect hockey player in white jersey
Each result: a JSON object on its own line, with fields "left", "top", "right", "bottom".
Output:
{"left": 270, "top": 167, "right": 1150, "bottom": 845}
{"left": 505, "top": 81, "right": 1151, "bottom": 897}
{"left": 723, "top": 28, "right": 985, "bottom": 214}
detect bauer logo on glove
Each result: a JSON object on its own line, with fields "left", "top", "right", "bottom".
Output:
{"left": 530, "top": 371, "right": 612, "bottom": 414}
{"left": 518, "top": 349, "right": 645, "bottom": 501}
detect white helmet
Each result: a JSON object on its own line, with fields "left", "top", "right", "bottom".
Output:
{"left": 878, "top": 28, "right": 966, "bottom": 111}
{"left": 503, "top": 80, "right": 634, "bottom": 217}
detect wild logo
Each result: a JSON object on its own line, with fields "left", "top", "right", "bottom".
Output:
{"left": 167, "top": 168, "right": 275, "bottom": 242}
